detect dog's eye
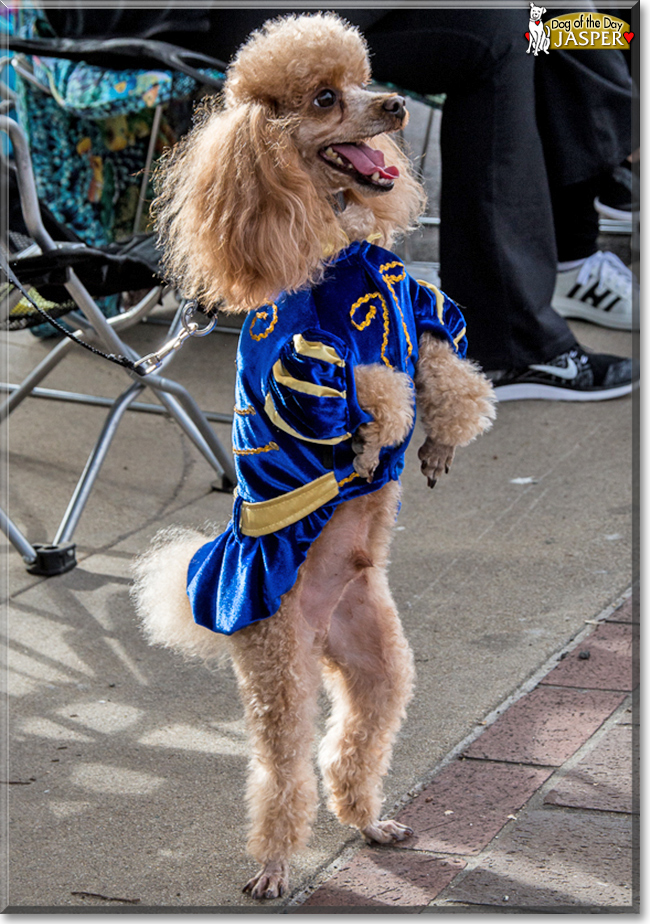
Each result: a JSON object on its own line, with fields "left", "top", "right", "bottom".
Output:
{"left": 314, "top": 89, "right": 338, "bottom": 109}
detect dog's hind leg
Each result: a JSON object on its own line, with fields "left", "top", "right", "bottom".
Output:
{"left": 229, "top": 597, "right": 321, "bottom": 900}
{"left": 318, "top": 486, "right": 416, "bottom": 843}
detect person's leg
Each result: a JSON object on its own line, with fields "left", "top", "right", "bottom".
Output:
{"left": 362, "top": 9, "right": 577, "bottom": 370}
{"left": 550, "top": 176, "right": 638, "bottom": 331}
{"left": 551, "top": 178, "right": 601, "bottom": 262}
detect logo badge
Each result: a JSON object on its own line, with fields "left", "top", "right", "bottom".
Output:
{"left": 525, "top": 9, "right": 634, "bottom": 51}
{"left": 530, "top": 356, "right": 579, "bottom": 381}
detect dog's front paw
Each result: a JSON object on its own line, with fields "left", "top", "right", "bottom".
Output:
{"left": 362, "top": 819, "right": 414, "bottom": 845}
{"left": 418, "top": 437, "right": 455, "bottom": 489}
{"left": 351, "top": 424, "right": 382, "bottom": 482}
{"left": 243, "top": 860, "right": 289, "bottom": 900}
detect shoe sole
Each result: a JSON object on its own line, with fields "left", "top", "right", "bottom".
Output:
{"left": 593, "top": 197, "right": 637, "bottom": 221}
{"left": 552, "top": 297, "right": 635, "bottom": 331}
{"left": 494, "top": 381, "right": 633, "bottom": 402}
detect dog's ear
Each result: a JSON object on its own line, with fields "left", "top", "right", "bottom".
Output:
{"left": 153, "top": 100, "right": 346, "bottom": 312}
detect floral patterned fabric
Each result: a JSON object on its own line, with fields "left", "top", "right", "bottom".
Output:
{"left": 12, "top": 8, "right": 224, "bottom": 246}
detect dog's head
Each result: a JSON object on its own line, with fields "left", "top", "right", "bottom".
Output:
{"left": 154, "top": 13, "right": 425, "bottom": 312}
{"left": 225, "top": 14, "right": 408, "bottom": 200}
{"left": 529, "top": 3, "right": 546, "bottom": 20}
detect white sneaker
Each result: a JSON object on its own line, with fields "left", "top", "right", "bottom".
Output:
{"left": 552, "top": 251, "right": 638, "bottom": 331}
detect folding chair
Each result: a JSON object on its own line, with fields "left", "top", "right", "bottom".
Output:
{"left": 1, "top": 40, "right": 236, "bottom": 576}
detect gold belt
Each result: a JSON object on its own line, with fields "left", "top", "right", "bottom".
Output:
{"left": 239, "top": 471, "right": 340, "bottom": 537}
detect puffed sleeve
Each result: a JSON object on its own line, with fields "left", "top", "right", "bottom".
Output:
{"left": 409, "top": 277, "right": 468, "bottom": 359}
{"left": 263, "top": 329, "right": 373, "bottom": 444}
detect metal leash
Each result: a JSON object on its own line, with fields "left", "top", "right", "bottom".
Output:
{"left": 133, "top": 302, "right": 218, "bottom": 374}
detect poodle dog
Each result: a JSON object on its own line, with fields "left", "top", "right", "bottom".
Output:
{"left": 132, "top": 13, "right": 495, "bottom": 900}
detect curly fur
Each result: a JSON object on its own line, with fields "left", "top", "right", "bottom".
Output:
{"left": 352, "top": 364, "right": 415, "bottom": 480}
{"left": 415, "top": 333, "right": 497, "bottom": 447}
{"left": 152, "top": 13, "right": 424, "bottom": 312}
{"left": 135, "top": 11, "right": 495, "bottom": 901}
{"left": 131, "top": 526, "right": 227, "bottom": 663}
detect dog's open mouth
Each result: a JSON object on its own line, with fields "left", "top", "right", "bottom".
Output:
{"left": 319, "top": 141, "right": 399, "bottom": 190}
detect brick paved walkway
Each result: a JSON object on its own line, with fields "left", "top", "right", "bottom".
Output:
{"left": 290, "top": 594, "right": 638, "bottom": 912}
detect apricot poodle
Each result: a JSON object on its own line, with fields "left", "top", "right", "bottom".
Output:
{"left": 132, "top": 12, "right": 496, "bottom": 901}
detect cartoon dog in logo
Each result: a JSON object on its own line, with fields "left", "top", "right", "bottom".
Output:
{"left": 526, "top": 3, "right": 551, "bottom": 55}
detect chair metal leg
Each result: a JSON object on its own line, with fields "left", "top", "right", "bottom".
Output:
{"left": 143, "top": 372, "right": 237, "bottom": 488}
{"left": 0, "top": 287, "right": 163, "bottom": 422}
{"left": 0, "top": 507, "right": 37, "bottom": 564}
{"left": 0, "top": 336, "right": 75, "bottom": 421}
{"left": 0, "top": 382, "right": 234, "bottom": 423}
{"left": 53, "top": 382, "right": 144, "bottom": 545}
{"left": 0, "top": 507, "right": 77, "bottom": 575}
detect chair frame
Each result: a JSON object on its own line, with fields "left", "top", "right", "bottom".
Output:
{"left": 1, "top": 115, "right": 236, "bottom": 575}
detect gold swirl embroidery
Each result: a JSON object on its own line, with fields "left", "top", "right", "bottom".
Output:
{"left": 338, "top": 471, "right": 361, "bottom": 487}
{"left": 380, "top": 260, "right": 413, "bottom": 358}
{"left": 250, "top": 303, "right": 278, "bottom": 341}
{"left": 234, "top": 405, "right": 256, "bottom": 416}
{"left": 233, "top": 441, "right": 279, "bottom": 455}
{"left": 349, "top": 291, "right": 392, "bottom": 367}
{"left": 350, "top": 292, "right": 379, "bottom": 331}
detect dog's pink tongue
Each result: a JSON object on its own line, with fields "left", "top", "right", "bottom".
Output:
{"left": 331, "top": 142, "right": 399, "bottom": 179}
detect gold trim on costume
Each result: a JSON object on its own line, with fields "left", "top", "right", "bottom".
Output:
{"left": 380, "top": 261, "right": 413, "bottom": 357}
{"left": 264, "top": 393, "right": 351, "bottom": 445}
{"left": 239, "top": 471, "right": 340, "bottom": 537}
{"left": 271, "top": 360, "right": 346, "bottom": 399}
{"left": 349, "top": 291, "right": 392, "bottom": 368}
{"left": 416, "top": 279, "right": 445, "bottom": 324}
{"left": 338, "top": 471, "right": 361, "bottom": 487}
{"left": 234, "top": 404, "right": 256, "bottom": 416}
{"left": 233, "top": 441, "right": 279, "bottom": 456}
{"left": 293, "top": 334, "right": 346, "bottom": 367}
{"left": 250, "top": 303, "right": 278, "bottom": 341}
{"left": 453, "top": 326, "right": 467, "bottom": 349}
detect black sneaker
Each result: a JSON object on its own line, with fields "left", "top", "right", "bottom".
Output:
{"left": 594, "top": 163, "right": 639, "bottom": 220}
{"left": 488, "top": 348, "right": 636, "bottom": 402}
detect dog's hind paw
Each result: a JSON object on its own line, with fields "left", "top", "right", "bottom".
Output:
{"left": 362, "top": 819, "right": 414, "bottom": 845}
{"left": 243, "top": 860, "right": 289, "bottom": 900}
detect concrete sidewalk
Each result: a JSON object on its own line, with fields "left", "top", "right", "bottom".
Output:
{"left": 1, "top": 304, "right": 637, "bottom": 912}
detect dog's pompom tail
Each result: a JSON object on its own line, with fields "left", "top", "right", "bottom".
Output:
{"left": 131, "top": 526, "right": 227, "bottom": 663}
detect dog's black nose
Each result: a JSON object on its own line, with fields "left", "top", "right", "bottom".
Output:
{"left": 383, "top": 95, "right": 406, "bottom": 119}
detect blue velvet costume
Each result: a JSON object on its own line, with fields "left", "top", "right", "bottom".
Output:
{"left": 187, "top": 240, "right": 468, "bottom": 635}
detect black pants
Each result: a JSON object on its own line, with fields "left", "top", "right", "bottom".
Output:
{"left": 44, "top": 7, "right": 633, "bottom": 368}
{"left": 359, "top": 9, "right": 576, "bottom": 369}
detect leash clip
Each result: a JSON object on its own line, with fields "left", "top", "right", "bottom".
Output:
{"left": 133, "top": 301, "right": 218, "bottom": 376}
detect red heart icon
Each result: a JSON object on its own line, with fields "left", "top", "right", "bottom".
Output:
{"left": 624, "top": 31, "right": 634, "bottom": 43}
{"left": 525, "top": 31, "right": 530, "bottom": 40}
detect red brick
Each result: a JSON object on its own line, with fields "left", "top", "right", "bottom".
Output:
{"left": 438, "top": 809, "right": 634, "bottom": 909}
{"left": 394, "top": 761, "right": 551, "bottom": 855}
{"left": 542, "top": 622, "right": 634, "bottom": 691}
{"left": 544, "top": 724, "right": 636, "bottom": 814}
{"left": 464, "top": 686, "right": 625, "bottom": 766}
{"left": 299, "top": 850, "right": 464, "bottom": 910}
{"left": 606, "top": 597, "right": 636, "bottom": 623}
